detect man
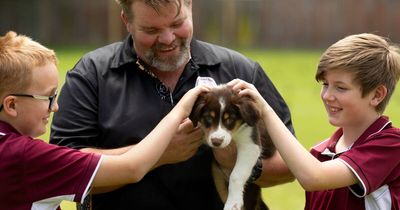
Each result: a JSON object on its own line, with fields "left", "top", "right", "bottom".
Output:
{"left": 50, "top": 0, "right": 295, "bottom": 209}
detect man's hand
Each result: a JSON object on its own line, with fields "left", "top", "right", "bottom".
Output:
{"left": 155, "top": 119, "right": 203, "bottom": 167}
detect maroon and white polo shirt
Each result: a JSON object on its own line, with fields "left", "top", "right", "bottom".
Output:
{"left": 0, "top": 121, "right": 102, "bottom": 210}
{"left": 305, "top": 116, "right": 400, "bottom": 210}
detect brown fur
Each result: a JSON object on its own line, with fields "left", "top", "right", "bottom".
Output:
{"left": 190, "top": 85, "right": 275, "bottom": 210}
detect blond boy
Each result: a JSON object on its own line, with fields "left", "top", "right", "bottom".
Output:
{"left": 0, "top": 31, "right": 207, "bottom": 210}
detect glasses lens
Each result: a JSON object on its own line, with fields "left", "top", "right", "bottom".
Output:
{"left": 48, "top": 94, "right": 57, "bottom": 110}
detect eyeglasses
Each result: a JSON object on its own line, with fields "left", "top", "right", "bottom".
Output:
{"left": 0, "top": 92, "right": 57, "bottom": 111}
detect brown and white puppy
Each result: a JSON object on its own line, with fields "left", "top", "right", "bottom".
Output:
{"left": 190, "top": 85, "right": 275, "bottom": 210}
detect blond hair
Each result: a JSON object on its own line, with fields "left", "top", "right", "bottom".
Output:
{"left": 316, "top": 33, "right": 400, "bottom": 113}
{"left": 0, "top": 31, "right": 57, "bottom": 97}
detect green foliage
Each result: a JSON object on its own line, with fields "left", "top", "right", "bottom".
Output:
{"left": 54, "top": 48, "right": 400, "bottom": 210}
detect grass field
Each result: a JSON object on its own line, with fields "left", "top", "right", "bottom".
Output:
{"left": 51, "top": 47, "right": 400, "bottom": 210}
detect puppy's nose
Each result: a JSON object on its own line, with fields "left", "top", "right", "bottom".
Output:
{"left": 211, "top": 137, "right": 224, "bottom": 147}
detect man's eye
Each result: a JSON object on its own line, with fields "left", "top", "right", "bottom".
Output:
{"left": 172, "top": 22, "right": 183, "bottom": 28}
{"left": 143, "top": 28, "right": 158, "bottom": 34}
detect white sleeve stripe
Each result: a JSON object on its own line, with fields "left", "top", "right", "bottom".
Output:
{"left": 81, "top": 155, "right": 104, "bottom": 203}
{"left": 337, "top": 158, "right": 367, "bottom": 197}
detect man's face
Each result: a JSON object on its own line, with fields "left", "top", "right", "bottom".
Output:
{"left": 127, "top": 1, "right": 193, "bottom": 72}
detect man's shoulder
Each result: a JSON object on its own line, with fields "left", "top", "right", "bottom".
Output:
{"left": 83, "top": 41, "right": 124, "bottom": 63}
{"left": 71, "top": 39, "right": 132, "bottom": 76}
{"left": 192, "top": 39, "right": 254, "bottom": 65}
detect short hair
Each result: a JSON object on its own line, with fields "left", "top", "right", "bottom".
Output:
{"left": 316, "top": 33, "right": 400, "bottom": 113}
{"left": 0, "top": 31, "right": 57, "bottom": 97}
{"left": 115, "top": 0, "right": 191, "bottom": 21}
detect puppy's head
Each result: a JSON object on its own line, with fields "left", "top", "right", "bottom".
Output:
{"left": 189, "top": 85, "right": 260, "bottom": 148}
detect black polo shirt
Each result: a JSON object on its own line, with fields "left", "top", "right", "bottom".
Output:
{"left": 50, "top": 36, "right": 294, "bottom": 210}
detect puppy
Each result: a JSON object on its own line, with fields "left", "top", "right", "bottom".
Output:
{"left": 190, "top": 85, "right": 275, "bottom": 210}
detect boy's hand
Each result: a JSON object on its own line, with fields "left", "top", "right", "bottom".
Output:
{"left": 173, "top": 85, "right": 210, "bottom": 117}
{"left": 227, "top": 79, "right": 273, "bottom": 116}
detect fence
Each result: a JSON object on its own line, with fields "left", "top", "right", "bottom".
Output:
{"left": 1, "top": 0, "right": 399, "bottom": 48}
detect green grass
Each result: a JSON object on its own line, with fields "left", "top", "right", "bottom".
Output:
{"left": 52, "top": 48, "right": 400, "bottom": 210}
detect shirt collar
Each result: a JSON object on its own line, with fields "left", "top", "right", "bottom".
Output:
{"left": 353, "top": 116, "right": 392, "bottom": 146}
{"left": 0, "top": 120, "right": 20, "bottom": 135}
{"left": 190, "top": 39, "right": 221, "bottom": 66}
{"left": 110, "top": 35, "right": 137, "bottom": 69}
{"left": 110, "top": 36, "right": 221, "bottom": 70}
{"left": 314, "top": 116, "right": 392, "bottom": 155}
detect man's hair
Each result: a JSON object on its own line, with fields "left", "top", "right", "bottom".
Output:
{"left": 0, "top": 31, "right": 57, "bottom": 97}
{"left": 115, "top": 0, "right": 191, "bottom": 21}
{"left": 316, "top": 33, "right": 400, "bottom": 113}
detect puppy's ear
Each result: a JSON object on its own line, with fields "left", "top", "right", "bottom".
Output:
{"left": 189, "top": 92, "right": 207, "bottom": 127}
{"left": 235, "top": 95, "right": 260, "bottom": 127}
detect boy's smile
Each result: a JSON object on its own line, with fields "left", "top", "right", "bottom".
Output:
{"left": 320, "top": 69, "right": 379, "bottom": 129}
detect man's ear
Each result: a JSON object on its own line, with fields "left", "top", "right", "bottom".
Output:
{"left": 120, "top": 11, "right": 131, "bottom": 32}
{"left": 2, "top": 96, "right": 18, "bottom": 117}
{"left": 371, "top": 85, "right": 387, "bottom": 107}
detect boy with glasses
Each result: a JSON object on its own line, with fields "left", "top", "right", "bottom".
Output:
{"left": 0, "top": 31, "right": 208, "bottom": 210}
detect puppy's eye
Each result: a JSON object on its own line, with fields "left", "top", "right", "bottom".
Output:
{"left": 225, "top": 118, "right": 234, "bottom": 125}
{"left": 202, "top": 115, "right": 214, "bottom": 127}
{"left": 223, "top": 113, "right": 237, "bottom": 128}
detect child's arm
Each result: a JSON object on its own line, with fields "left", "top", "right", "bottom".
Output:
{"left": 228, "top": 79, "right": 357, "bottom": 191}
{"left": 91, "top": 85, "right": 209, "bottom": 187}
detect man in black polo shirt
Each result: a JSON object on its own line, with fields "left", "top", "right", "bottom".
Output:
{"left": 50, "top": 0, "right": 296, "bottom": 209}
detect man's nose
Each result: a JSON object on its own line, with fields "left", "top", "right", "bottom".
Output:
{"left": 158, "top": 29, "right": 176, "bottom": 45}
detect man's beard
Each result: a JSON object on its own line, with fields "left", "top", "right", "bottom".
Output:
{"left": 144, "top": 38, "right": 191, "bottom": 72}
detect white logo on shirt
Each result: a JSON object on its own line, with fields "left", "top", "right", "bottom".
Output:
{"left": 195, "top": 77, "right": 218, "bottom": 87}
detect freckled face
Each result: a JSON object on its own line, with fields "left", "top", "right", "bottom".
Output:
{"left": 127, "top": 1, "right": 193, "bottom": 72}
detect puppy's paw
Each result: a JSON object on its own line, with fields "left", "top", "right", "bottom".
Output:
{"left": 224, "top": 201, "right": 244, "bottom": 210}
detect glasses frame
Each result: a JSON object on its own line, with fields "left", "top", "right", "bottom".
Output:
{"left": 0, "top": 92, "right": 57, "bottom": 111}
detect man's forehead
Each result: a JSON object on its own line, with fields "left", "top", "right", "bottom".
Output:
{"left": 132, "top": 2, "right": 187, "bottom": 25}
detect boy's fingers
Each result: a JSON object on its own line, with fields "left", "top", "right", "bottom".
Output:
{"left": 227, "top": 78, "right": 241, "bottom": 86}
